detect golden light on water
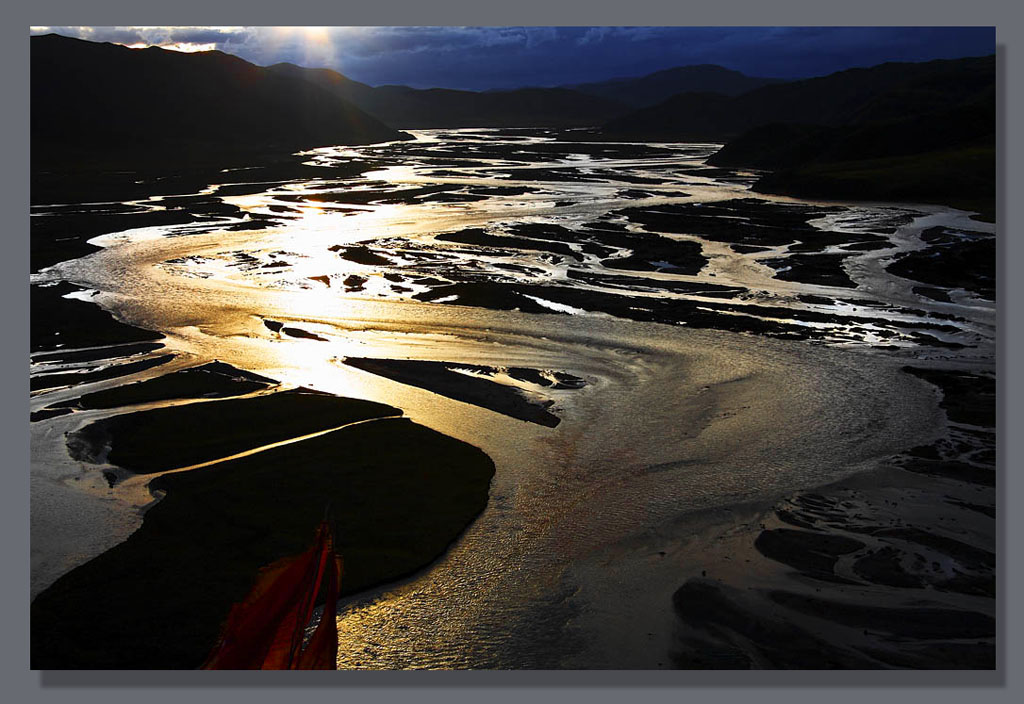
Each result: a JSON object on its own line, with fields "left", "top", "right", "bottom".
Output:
{"left": 29, "top": 118, "right": 998, "bottom": 668}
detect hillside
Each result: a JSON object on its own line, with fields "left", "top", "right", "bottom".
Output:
{"left": 598, "top": 55, "right": 995, "bottom": 141}
{"left": 31, "top": 34, "right": 409, "bottom": 170}
{"left": 566, "top": 64, "right": 783, "bottom": 108}
{"left": 597, "top": 55, "right": 995, "bottom": 217}
{"left": 268, "top": 62, "right": 627, "bottom": 128}
{"left": 707, "top": 82, "right": 995, "bottom": 216}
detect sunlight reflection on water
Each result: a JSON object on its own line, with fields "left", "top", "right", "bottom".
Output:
{"left": 31, "top": 128, "right": 993, "bottom": 667}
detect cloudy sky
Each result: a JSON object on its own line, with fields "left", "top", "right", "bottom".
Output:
{"left": 29, "top": 26, "right": 996, "bottom": 90}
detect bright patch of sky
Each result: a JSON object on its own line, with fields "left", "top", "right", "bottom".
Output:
{"left": 29, "top": 26, "right": 996, "bottom": 91}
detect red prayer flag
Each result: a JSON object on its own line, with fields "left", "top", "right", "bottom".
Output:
{"left": 202, "top": 521, "right": 343, "bottom": 670}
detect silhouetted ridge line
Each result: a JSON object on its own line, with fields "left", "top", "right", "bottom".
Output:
{"left": 31, "top": 33, "right": 410, "bottom": 170}
{"left": 594, "top": 54, "right": 994, "bottom": 217}
{"left": 267, "top": 62, "right": 628, "bottom": 128}
{"left": 598, "top": 55, "right": 995, "bottom": 141}
{"left": 565, "top": 64, "right": 785, "bottom": 107}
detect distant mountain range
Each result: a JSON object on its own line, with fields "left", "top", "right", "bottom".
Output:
{"left": 32, "top": 33, "right": 794, "bottom": 167}
{"left": 596, "top": 55, "right": 995, "bottom": 216}
{"left": 31, "top": 34, "right": 994, "bottom": 215}
{"left": 597, "top": 55, "right": 995, "bottom": 141}
{"left": 266, "top": 62, "right": 627, "bottom": 128}
{"left": 31, "top": 34, "right": 409, "bottom": 169}
{"left": 565, "top": 64, "right": 783, "bottom": 108}
{"left": 266, "top": 63, "right": 784, "bottom": 128}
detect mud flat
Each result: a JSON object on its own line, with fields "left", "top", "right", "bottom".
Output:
{"left": 67, "top": 388, "right": 399, "bottom": 473}
{"left": 885, "top": 226, "right": 995, "bottom": 301}
{"left": 30, "top": 354, "right": 174, "bottom": 392}
{"left": 31, "top": 392, "right": 495, "bottom": 669}
{"left": 666, "top": 365, "right": 995, "bottom": 669}
{"left": 343, "top": 357, "right": 585, "bottom": 427}
{"left": 56, "top": 361, "right": 278, "bottom": 410}
{"left": 31, "top": 281, "right": 163, "bottom": 353}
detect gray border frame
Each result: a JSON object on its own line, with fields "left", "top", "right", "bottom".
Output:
{"left": 4, "top": 1, "right": 1020, "bottom": 701}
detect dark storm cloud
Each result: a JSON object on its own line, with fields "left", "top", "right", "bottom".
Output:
{"left": 29, "top": 26, "right": 995, "bottom": 90}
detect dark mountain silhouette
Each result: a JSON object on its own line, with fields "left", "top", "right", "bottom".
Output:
{"left": 267, "top": 62, "right": 627, "bottom": 128}
{"left": 709, "top": 90, "right": 993, "bottom": 170}
{"left": 714, "top": 121, "right": 993, "bottom": 216}
{"left": 565, "top": 64, "right": 783, "bottom": 108}
{"left": 707, "top": 76, "right": 994, "bottom": 216}
{"left": 598, "top": 56, "right": 995, "bottom": 141}
{"left": 31, "top": 34, "right": 995, "bottom": 216}
{"left": 596, "top": 55, "right": 995, "bottom": 217}
{"left": 32, "top": 34, "right": 409, "bottom": 169}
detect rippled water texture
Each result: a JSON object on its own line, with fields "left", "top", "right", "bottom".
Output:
{"left": 30, "top": 129, "right": 994, "bottom": 668}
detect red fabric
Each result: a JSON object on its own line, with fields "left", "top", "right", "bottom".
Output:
{"left": 296, "top": 554, "right": 343, "bottom": 670}
{"left": 202, "top": 522, "right": 341, "bottom": 670}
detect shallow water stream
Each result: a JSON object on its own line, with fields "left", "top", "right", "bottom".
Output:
{"left": 30, "top": 129, "right": 994, "bottom": 667}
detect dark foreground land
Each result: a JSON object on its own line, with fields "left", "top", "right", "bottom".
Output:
{"left": 31, "top": 219, "right": 497, "bottom": 668}
{"left": 32, "top": 376, "right": 495, "bottom": 669}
